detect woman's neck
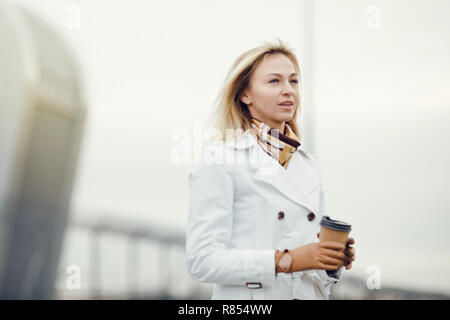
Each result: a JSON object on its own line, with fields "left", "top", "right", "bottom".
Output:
{"left": 252, "top": 116, "right": 285, "bottom": 134}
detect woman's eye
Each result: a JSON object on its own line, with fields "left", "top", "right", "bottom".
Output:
{"left": 269, "top": 79, "right": 298, "bottom": 84}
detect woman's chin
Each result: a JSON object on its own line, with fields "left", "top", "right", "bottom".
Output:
{"left": 275, "top": 113, "right": 294, "bottom": 122}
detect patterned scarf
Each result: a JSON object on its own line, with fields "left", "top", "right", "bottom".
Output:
{"left": 250, "top": 117, "right": 301, "bottom": 169}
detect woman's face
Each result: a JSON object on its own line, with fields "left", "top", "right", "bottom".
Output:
{"left": 240, "top": 53, "right": 299, "bottom": 132}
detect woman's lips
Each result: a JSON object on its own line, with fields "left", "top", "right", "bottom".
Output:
{"left": 278, "top": 104, "right": 293, "bottom": 110}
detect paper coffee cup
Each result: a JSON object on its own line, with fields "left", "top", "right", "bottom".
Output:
{"left": 319, "top": 216, "right": 352, "bottom": 246}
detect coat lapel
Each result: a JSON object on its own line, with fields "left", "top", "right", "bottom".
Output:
{"left": 227, "top": 132, "right": 319, "bottom": 214}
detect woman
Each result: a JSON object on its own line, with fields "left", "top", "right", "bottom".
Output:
{"left": 185, "top": 39, "right": 355, "bottom": 300}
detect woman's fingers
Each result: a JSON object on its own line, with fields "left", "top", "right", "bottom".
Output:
{"left": 320, "top": 255, "right": 345, "bottom": 268}
{"left": 322, "top": 248, "right": 346, "bottom": 260}
{"left": 317, "top": 238, "right": 355, "bottom": 271}
{"left": 319, "top": 241, "right": 345, "bottom": 252}
{"left": 343, "top": 248, "right": 355, "bottom": 270}
{"left": 349, "top": 247, "right": 355, "bottom": 259}
{"left": 345, "top": 238, "right": 355, "bottom": 264}
{"left": 346, "top": 238, "right": 355, "bottom": 246}
{"left": 345, "top": 247, "right": 355, "bottom": 261}
{"left": 321, "top": 260, "right": 344, "bottom": 270}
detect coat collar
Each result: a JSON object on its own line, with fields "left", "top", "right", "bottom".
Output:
{"left": 224, "top": 131, "right": 318, "bottom": 214}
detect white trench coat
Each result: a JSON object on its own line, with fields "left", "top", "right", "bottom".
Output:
{"left": 185, "top": 130, "right": 344, "bottom": 300}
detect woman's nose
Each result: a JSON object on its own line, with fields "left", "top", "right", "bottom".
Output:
{"left": 281, "top": 80, "right": 296, "bottom": 95}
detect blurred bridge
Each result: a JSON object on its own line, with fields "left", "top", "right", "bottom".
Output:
{"left": 56, "top": 214, "right": 450, "bottom": 300}
{"left": 54, "top": 214, "right": 211, "bottom": 300}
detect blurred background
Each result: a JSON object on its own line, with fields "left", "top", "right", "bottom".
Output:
{"left": 0, "top": 0, "right": 449, "bottom": 299}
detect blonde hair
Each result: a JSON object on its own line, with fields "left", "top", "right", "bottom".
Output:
{"left": 207, "top": 38, "right": 302, "bottom": 142}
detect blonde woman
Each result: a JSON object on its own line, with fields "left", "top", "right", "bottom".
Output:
{"left": 185, "top": 39, "right": 355, "bottom": 300}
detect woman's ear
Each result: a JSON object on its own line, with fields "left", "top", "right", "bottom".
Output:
{"left": 240, "top": 91, "right": 251, "bottom": 105}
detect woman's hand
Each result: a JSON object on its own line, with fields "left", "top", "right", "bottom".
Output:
{"left": 343, "top": 237, "right": 355, "bottom": 270}
{"left": 287, "top": 241, "right": 346, "bottom": 272}
{"left": 317, "top": 233, "right": 356, "bottom": 270}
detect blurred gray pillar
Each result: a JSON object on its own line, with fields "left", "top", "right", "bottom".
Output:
{"left": 301, "top": 0, "right": 316, "bottom": 154}
{"left": 0, "top": 2, "right": 86, "bottom": 299}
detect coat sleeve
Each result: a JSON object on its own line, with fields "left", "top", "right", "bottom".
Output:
{"left": 185, "top": 159, "right": 277, "bottom": 286}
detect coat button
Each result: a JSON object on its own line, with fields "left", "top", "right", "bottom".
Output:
{"left": 278, "top": 211, "right": 285, "bottom": 220}
{"left": 307, "top": 212, "right": 315, "bottom": 221}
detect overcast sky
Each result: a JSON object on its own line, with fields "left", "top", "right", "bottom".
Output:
{"left": 11, "top": 0, "right": 450, "bottom": 295}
